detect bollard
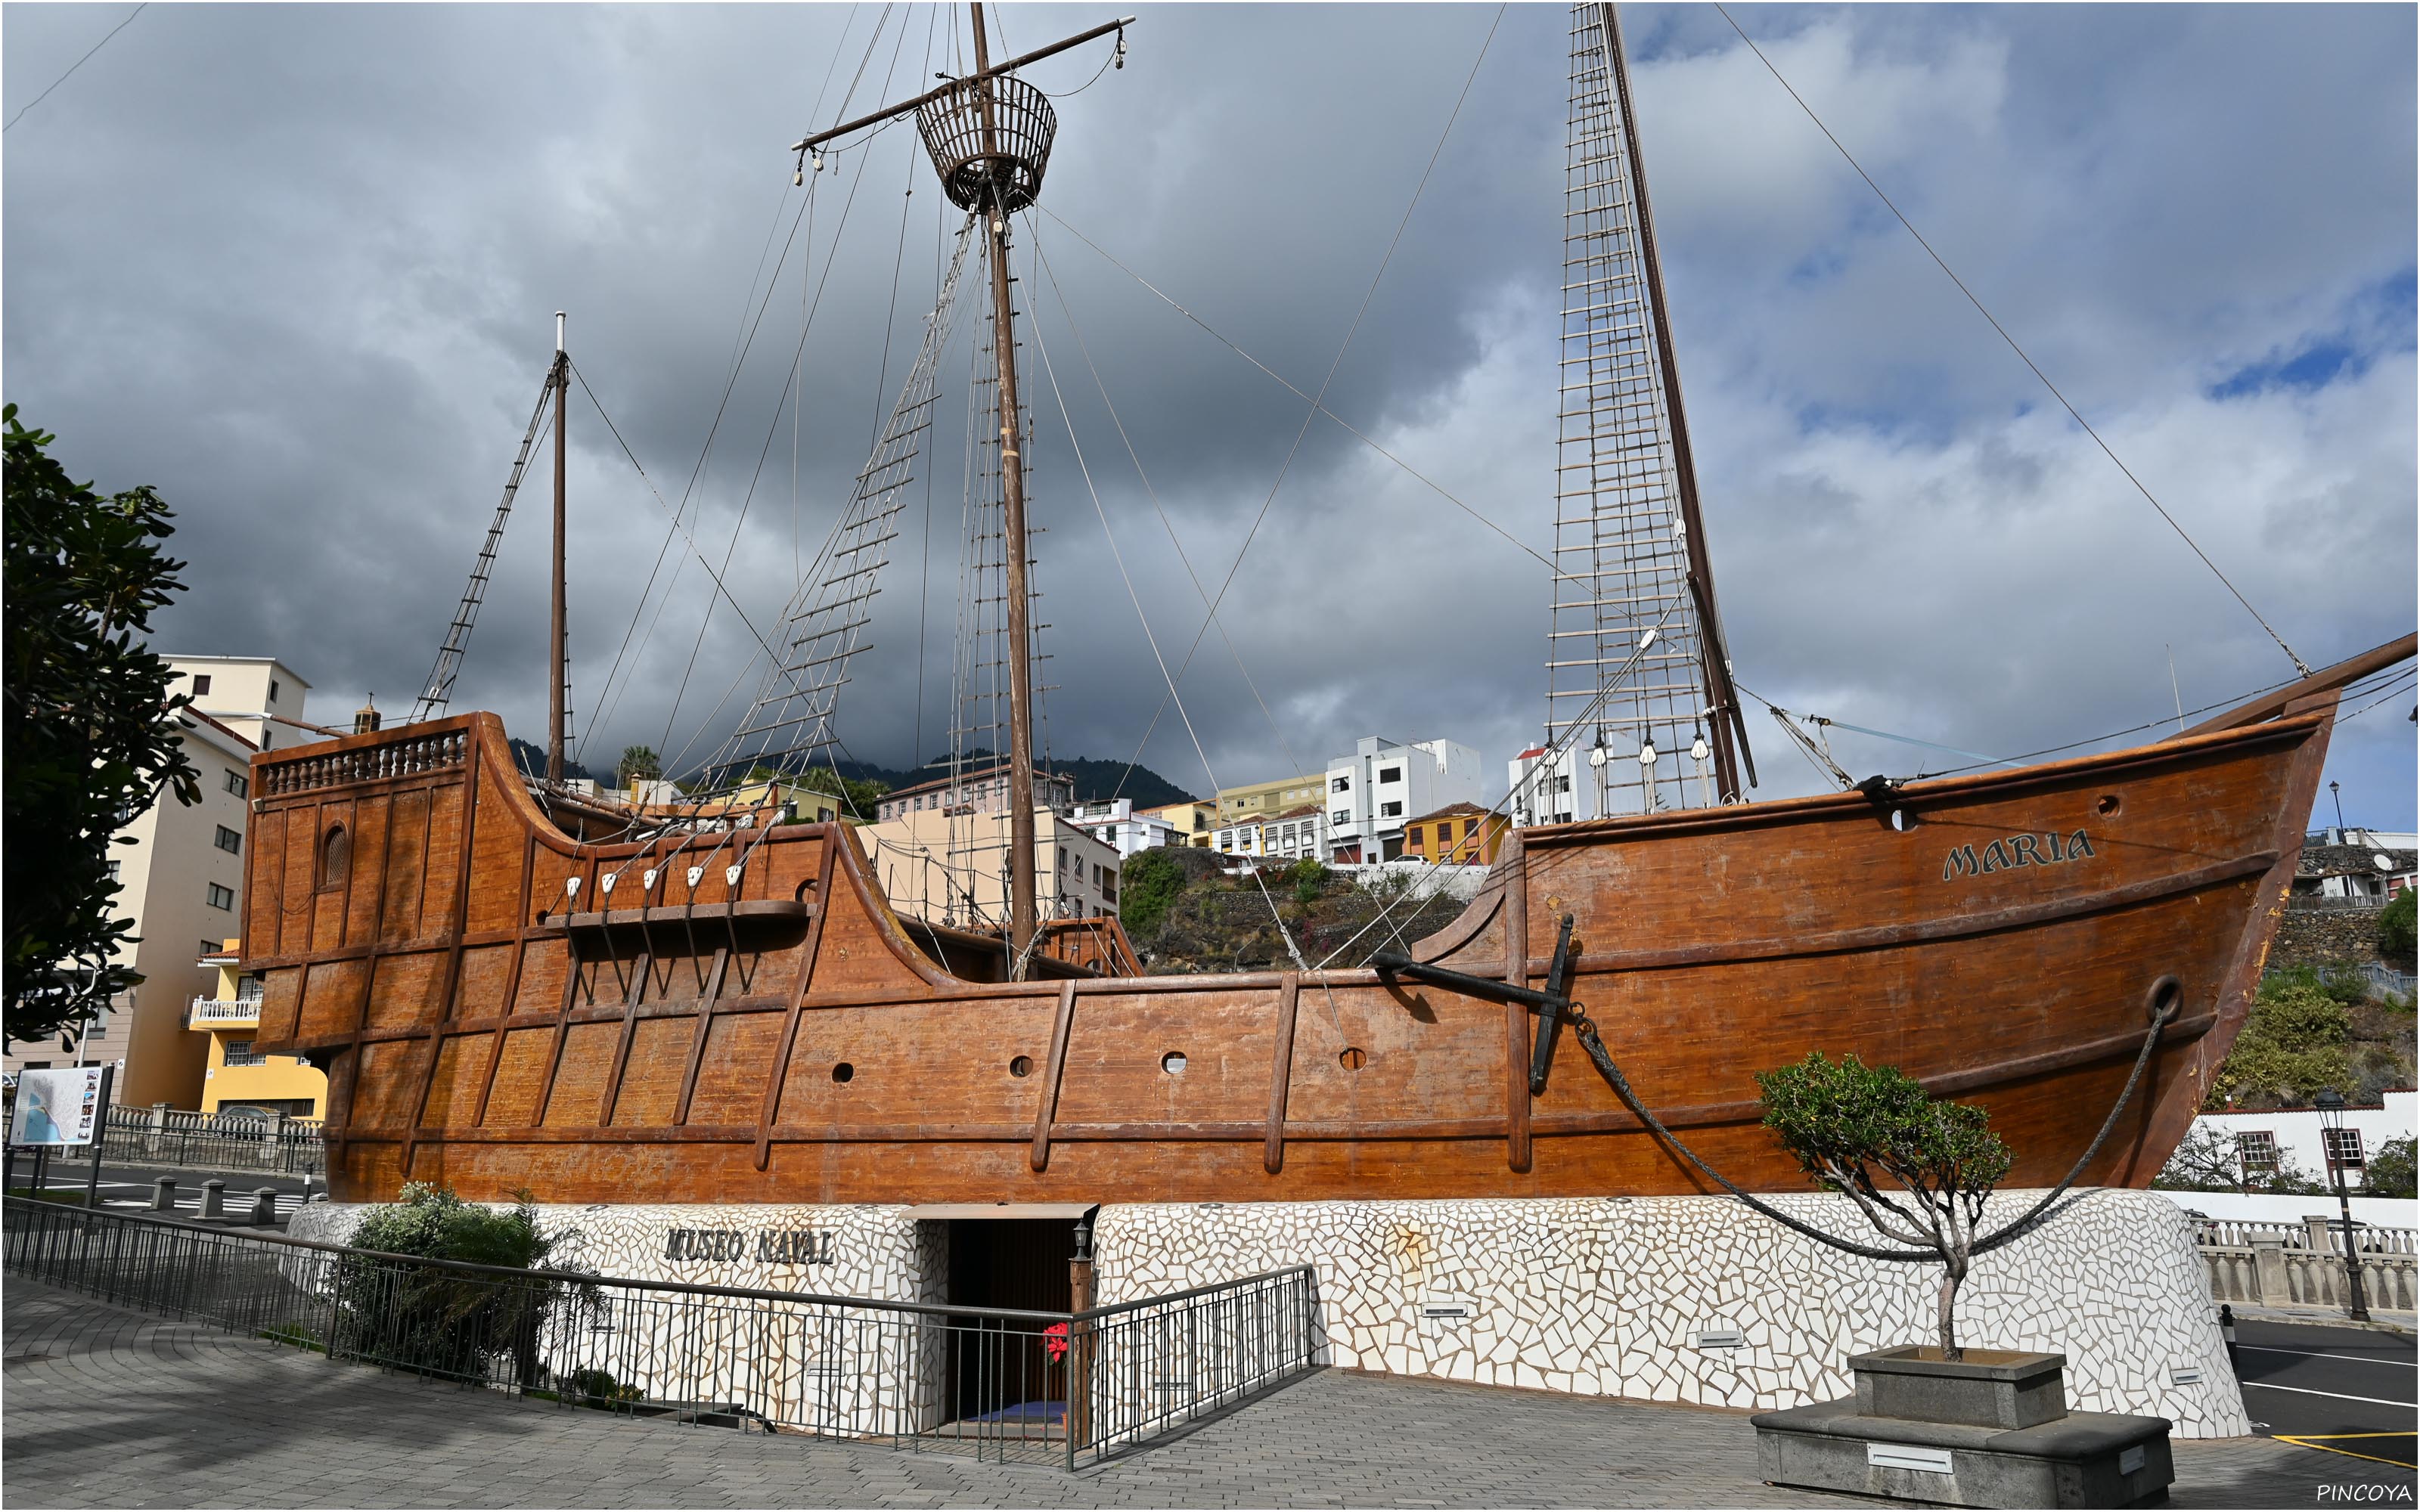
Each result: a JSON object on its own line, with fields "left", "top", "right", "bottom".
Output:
{"left": 150, "top": 1176, "right": 178, "bottom": 1211}
{"left": 200, "top": 1179, "right": 226, "bottom": 1219}
{"left": 250, "top": 1188, "right": 278, "bottom": 1226}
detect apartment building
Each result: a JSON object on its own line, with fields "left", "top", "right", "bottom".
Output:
{"left": 2, "top": 692, "right": 275, "bottom": 1108}
{"left": 1507, "top": 744, "right": 1597, "bottom": 827}
{"left": 1323, "top": 737, "right": 1484, "bottom": 863}
{"left": 861, "top": 808, "right": 1121, "bottom": 931}
{"left": 171, "top": 655, "right": 316, "bottom": 751}
{"left": 875, "top": 763, "right": 1076, "bottom": 824}
{"left": 190, "top": 940, "right": 326, "bottom": 1118}
{"left": 1214, "top": 773, "right": 1325, "bottom": 829}
{"left": 1212, "top": 804, "right": 1326, "bottom": 863}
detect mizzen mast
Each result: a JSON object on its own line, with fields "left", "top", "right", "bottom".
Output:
{"left": 1547, "top": 2, "right": 1754, "bottom": 816}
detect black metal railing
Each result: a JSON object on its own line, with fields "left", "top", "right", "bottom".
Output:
{"left": 98, "top": 1107, "right": 324, "bottom": 1177}
{"left": 2, "top": 1198, "right": 1318, "bottom": 1467}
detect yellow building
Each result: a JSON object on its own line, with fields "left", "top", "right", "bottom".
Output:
{"left": 1213, "top": 775, "right": 1324, "bottom": 829}
{"left": 191, "top": 940, "right": 326, "bottom": 1120}
{"left": 1140, "top": 799, "right": 1215, "bottom": 847}
{"left": 1403, "top": 802, "right": 1509, "bottom": 866}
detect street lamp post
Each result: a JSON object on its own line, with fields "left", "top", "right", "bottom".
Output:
{"left": 2313, "top": 1088, "right": 2372, "bottom": 1323}
{"left": 2328, "top": 780, "right": 2346, "bottom": 834}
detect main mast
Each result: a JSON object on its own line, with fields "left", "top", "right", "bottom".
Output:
{"left": 548, "top": 311, "right": 569, "bottom": 784}
{"left": 787, "top": 6, "right": 1127, "bottom": 976}
{"left": 967, "top": 3, "right": 1042, "bottom": 969}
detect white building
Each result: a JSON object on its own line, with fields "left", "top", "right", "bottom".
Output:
{"left": 1213, "top": 804, "right": 1327, "bottom": 863}
{"left": 171, "top": 655, "right": 315, "bottom": 751}
{"left": 2, "top": 672, "right": 284, "bottom": 1109}
{"left": 1507, "top": 744, "right": 1599, "bottom": 828}
{"left": 1324, "top": 737, "right": 1483, "bottom": 864}
{"left": 1067, "top": 798, "right": 1177, "bottom": 858}
{"left": 2191, "top": 1089, "right": 2414, "bottom": 1192}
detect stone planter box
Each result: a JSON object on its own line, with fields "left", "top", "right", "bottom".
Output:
{"left": 1754, "top": 1347, "right": 2173, "bottom": 1508}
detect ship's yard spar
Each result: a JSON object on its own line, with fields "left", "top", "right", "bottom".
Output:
{"left": 259, "top": 1, "right": 2417, "bottom": 1208}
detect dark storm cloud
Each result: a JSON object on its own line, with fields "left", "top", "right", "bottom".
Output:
{"left": 6, "top": 4, "right": 2412, "bottom": 823}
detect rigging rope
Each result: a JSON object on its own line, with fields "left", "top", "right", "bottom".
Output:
{"left": 1711, "top": 2, "right": 2311, "bottom": 680}
{"left": 1097, "top": 4, "right": 1509, "bottom": 806}
{"left": 1565, "top": 989, "right": 2179, "bottom": 1263}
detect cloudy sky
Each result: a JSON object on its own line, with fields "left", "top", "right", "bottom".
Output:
{"left": 7, "top": 2, "right": 2413, "bottom": 825}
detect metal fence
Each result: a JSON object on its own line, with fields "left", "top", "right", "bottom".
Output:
{"left": 98, "top": 1106, "right": 324, "bottom": 1177}
{"left": 2, "top": 1198, "right": 1318, "bottom": 1468}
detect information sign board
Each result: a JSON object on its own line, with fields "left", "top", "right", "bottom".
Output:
{"left": 8, "top": 1066, "right": 109, "bottom": 1148}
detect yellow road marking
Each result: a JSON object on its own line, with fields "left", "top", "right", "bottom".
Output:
{"left": 2273, "top": 1432, "right": 2418, "bottom": 1470}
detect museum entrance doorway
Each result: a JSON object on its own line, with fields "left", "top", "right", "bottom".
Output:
{"left": 907, "top": 1204, "right": 1092, "bottom": 1442}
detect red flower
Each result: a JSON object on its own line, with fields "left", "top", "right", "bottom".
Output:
{"left": 1042, "top": 1321, "right": 1069, "bottom": 1361}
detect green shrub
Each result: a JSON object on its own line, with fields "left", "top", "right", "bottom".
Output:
{"left": 2379, "top": 893, "right": 2416, "bottom": 968}
{"left": 1757, "top": 1052, "right": 2012, "bottom": 1358}
{"left": 2208, "top": 981, "right": 2353, "bottom": 1109}
{"left": 1118, "top": 848, "right": 1189, "bottom": 939}
{"left": 2366, "top": 1136, "right": 2417, "bottom": 1200}
{"left": 1288, "top": 859, "right": 1328, "bottom": 909}
{"left": 334, "top": 1182, "right": 597, "bottom": 1387}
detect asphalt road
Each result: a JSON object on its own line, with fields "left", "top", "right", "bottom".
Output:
{"left": 2231, "top": 1314, "right": 2416, "bottom": 1476}
{"left": 20, "top": 1160, "right": 321, "bottom": 1221}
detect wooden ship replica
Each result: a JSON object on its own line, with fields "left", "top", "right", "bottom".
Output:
{"left": 247, "top": 4, "right": 2409, "bottom": 1207}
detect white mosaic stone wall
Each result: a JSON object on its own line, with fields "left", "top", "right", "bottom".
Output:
{"left": 1093, "top": 1188, "right": 2250, "bottom": 1439}
{"left": 290, "top": 1200, "right": 951, "bottom": 1436}
{"left": 292, "top": 1185, "right": 2247, "bottom": 1439}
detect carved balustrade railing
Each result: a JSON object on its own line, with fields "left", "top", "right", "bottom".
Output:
{"left": 258, "top": 730, "right": 467, "bottom": 796}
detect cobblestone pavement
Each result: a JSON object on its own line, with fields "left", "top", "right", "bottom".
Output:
{"left": 3, "top": 1282, "right": 2400, "bottom": 1508}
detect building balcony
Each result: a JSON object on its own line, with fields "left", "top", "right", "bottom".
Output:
{"left": 188, "top": 996, "right": 261, "bottom": 1029}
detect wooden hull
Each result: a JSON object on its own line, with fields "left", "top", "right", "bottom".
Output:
{"left": 244, "top": 701, "right": 2333, "bottom": 1207}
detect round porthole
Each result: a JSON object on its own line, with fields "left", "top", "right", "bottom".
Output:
{"left": 1009, "top": 1055, "right": 1034, "bottom": 1078}
{"left": 1888, "top": 809, "right": 1916, "bottom": 832}
{"left": 2097, "top": 794, "right": 2122, "bottom": 816}
{"left": 1161, "top": 1051, "right": 1188, "bottom": 1075}
{"left": 831, "top": 1062, "right": 855, "bottom": 1083}
{"left": 1339, "top": 1047, "right": 1367, "bottom": 1071}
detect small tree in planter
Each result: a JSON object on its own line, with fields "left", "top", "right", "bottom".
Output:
{"left": 1756, "top": 1051, "right": 2013, "bottom": 1359}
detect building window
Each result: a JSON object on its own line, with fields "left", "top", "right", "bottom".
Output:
{"left": 224, "top": 1039, "right": 267, "bottom": 1067}
{"left": 320, "top": 824, "right": 350, "bottom": 889}
{"left": 261, "top": 729, "right": 272, "bottom": 749}
{"left": 206, "top": 882, "right": 235, "bottom": 910}
{"left": 268, "top": 679, "right": 281, "bottom": 703}
{"left": 107, "top": 859, "right": 120, "bottom": 882}
{"left": 2236, "top": 1130, "right": 2279, "bottom": 1174}
{"left": 1331, "top": 810, "right": 1349, "bottom": 827}
{"left": 202, "top": 939, "right": 221, "bottom": 956}
{"left": 1379, "top": 766, "right": 1402, "bottom": 784}
{"left": 225, "top": 769, "right": 249, "bottom": 798}
{"left": 2324, "top": 1128, "right": 2366, "bottom": 1170}
{"left": 214, "top": 825, "right": 243, "bottom": 854}
{"left": 192, "top": 673, "right": 213, "bottom": 696}
{"left": 1379, "top": 801, "right": 1404, "bottom": 819}
{"left": 1331, "top": 776, "right": 1349, "bottom": 793}
{"left": 1556, "top": 775, "right": 1571, "bottom": 793}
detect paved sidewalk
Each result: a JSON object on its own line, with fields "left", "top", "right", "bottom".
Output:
{"left": 2, "top": 1281, "right": 2400, "bottom": 1507}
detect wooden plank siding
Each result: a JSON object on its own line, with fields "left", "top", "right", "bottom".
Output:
{"left": 244, "top": 705, "right": 2337, "bottom": 1207}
